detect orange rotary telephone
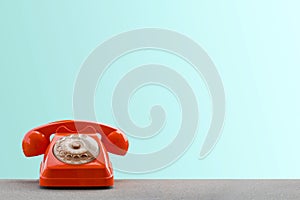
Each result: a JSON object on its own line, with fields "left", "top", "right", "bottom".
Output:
{"left": 22, "top": 120, "right": 129, "bottom": 187}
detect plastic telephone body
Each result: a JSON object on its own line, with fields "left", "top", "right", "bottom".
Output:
{"left": 22, "top": 120, "right": 129, "bottom": 187}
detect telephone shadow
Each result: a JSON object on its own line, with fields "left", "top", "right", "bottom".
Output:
{"left": 40, "top": 186, "right": 113, "bottom": 190}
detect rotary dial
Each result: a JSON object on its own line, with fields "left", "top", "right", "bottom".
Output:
{"left": 53, "top": 134, "right": 99, "bottom": 165}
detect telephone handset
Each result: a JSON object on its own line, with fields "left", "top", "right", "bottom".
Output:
{"left": 22, "top": 120, "right": 129, "bottom": 187}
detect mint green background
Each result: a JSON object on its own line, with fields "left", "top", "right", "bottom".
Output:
{"left": 1, "top": 1, "right": 300, "bottom": 179}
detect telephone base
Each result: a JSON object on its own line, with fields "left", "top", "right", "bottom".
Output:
{"left": 39, "top": 176, "right": 114, "bottom": 187}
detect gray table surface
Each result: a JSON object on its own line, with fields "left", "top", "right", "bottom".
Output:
{"left": 1, "top": 179, "right": 300, "bottom": 200}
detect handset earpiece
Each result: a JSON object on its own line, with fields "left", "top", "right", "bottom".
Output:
{"left": 22, "top": 130, "right": 50, "bottom": 157}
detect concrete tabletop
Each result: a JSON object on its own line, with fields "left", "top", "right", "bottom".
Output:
{"left": 1, "top": 179, "right": 300, "bottom": 200}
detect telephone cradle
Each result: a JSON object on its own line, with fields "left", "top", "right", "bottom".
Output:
{"left": 22, "top": 120, "right": 129, "bottom": 187}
